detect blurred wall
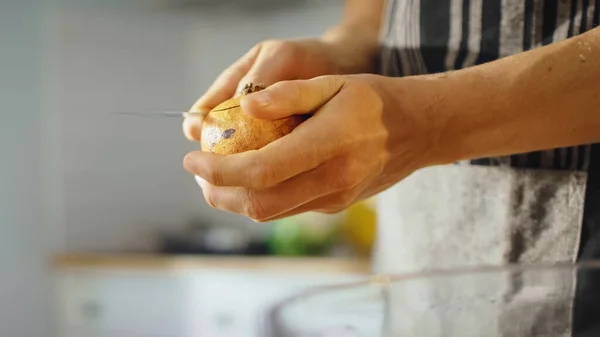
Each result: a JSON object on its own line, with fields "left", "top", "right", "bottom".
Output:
{"left": 0, "top": 2, "right": 344, "bottom": 336}
{"left": 0, "top": 1, "right": 56, "bottom": 337}
{"left": 50, "top": 0, "right": 344, "bottom": 251}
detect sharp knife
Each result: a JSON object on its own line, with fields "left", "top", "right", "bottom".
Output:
{"left": 114, "top": 111, "right": 207, "bottom": 118}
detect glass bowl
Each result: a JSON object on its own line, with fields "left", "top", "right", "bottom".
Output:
{"left": 266, "top": 263, "right": 600, "bottom": 337}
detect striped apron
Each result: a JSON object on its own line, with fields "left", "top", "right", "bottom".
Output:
{"left": 373, "top": 1, "right": 600, "bottom": 335}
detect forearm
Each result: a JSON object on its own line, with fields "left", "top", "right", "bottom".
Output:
{"left": 412, "top": 27, "right": 600, "bottom": 165}
{"left": 321, "top": 0, "right": 386, "bottom": 74}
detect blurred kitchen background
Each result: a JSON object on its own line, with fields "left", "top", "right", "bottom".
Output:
{"left": 1, "top": 0, "right": 377, "bottom": 336}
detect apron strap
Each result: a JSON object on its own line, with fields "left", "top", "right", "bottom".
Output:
{"left": 577, "top": 143, "right": 600, "bottom": 260}
{"left": 573, "top": 143, "right": 600, "bottom": 336}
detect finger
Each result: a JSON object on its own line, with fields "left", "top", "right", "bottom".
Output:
{"left": 236, "top": 43, "right": 297, "bottom": 93}
{"left": 197, "top": 160, "right": 354, "bottom": 221}
{"left": 182, "top": 114, "right": 204, "bottom": 142}
{"left": 259, "top": 192, "right": 355, "bottom": 222}
{"left": 260, "top": 174, "right": 369, "bottom": 222}
{"left": 192, "top": 44, "right": 261, "bottom": 112}
{"left": 183, "top": 46, "right": 260, "bottom": 142}
{"left": 195, "top": 175, "right": 216, "bottom": 208}
{"left": 196, "top": 176, "right": 353, "bottom": 222}
{"left": 240, "top": 76, "right": 346, "bottom": 120}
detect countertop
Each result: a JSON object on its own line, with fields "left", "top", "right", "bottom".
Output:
{"left": 53, "top": 253, "right": 372, "bottom": 275}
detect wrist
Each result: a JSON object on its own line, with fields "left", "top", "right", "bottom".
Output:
{"left": 320, "top": 24, "right": 380, "bottom": 74}
{"left": 377, "top": 75, "right": 453, "bottom": 171}
{"left": 428, "top": 68, "right": 505, "bottom": 165}
{"left": 387, "top": 68, "right": 512, "bottom": 167}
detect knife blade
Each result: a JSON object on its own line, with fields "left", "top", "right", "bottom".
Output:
{"left": 113, "top": 111, "right": 207, "bottom": 118}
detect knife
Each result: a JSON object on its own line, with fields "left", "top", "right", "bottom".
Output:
{"left": 114, "top": 111, "right": 208, "bottom": 118}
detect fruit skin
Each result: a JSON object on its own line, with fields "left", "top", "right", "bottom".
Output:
{"left": 200, "top": 83, "right": 304, "bottom": 155}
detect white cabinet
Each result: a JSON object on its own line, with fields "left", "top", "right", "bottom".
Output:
{"left": 186, "top": 272, "right": 362, "bottom": 337}
{"left": 61, "top": 326, "right": 177, "bottom": 337}
{"left": 56, "top": 270, "right": 189, "bottom": 337}
{"left": 55, "top": 266, "right": 367, "bottom": 337}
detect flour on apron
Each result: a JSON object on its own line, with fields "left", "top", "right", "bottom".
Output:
{"left": 374, "top": 165, "right": 586, "bottom": 336}
{"left": 374, "top": 1, "right": 596, "bottom": 334}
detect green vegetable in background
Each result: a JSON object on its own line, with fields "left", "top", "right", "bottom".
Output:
{"left": 267, "top": 212, "right": 342, "bottom": 256}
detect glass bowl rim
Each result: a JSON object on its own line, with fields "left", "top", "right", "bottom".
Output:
{"left": 268, "top": 261, "right": 600, "bottom": 319}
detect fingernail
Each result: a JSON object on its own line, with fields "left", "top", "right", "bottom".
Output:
{"left": 183, "top": 117, "right": 203, "bottom": 141}
{"left": 183, "top": 152, "right": 195, "bottom": 170}
{"left": 249, "top": 92, "right": 271, "bottom": 108}
{"left": 195, "top": 175, "right": 207, "bottom": 189}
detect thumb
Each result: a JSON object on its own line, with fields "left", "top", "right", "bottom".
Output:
{"left": 240, "top": 76, "right": 346, "bottom": 120}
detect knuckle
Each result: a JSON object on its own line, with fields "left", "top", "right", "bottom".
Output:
{"left": 242, "top": 191, "right": 269, "bottom": 221}
{"left": 317, "top": 208, "right": 345, "bottom": 215}
{"left": 261, "top": 38, "right": 278, "bottom": 46}
{"left": 261, "top": 39, "right": 279, "bottom": 49}
{"left": 219, "top": 64, "right": 244, "bottom": 83}
{"left": 267, "top": 39, "right": 298, "bottom": 54}
{"left": 337, "top": 190, "right": 358, "bottom": 209}
{"left": 183, "top": 152, "right": 195, "bottom": 169}
{"left": 329, "top": 172, "right": 356, "bottom": 191}
{"left": 316, "top": 191, "right": 357, "bottom": 214}
{"left": 374, "top": 157, "right": 387, "bottom": 176}
{"left": 203, "top": 190, "right": 218, "bottom": 209}
{"left": 207, "top": 166, "right": 224, "bottom": 186}
{"left": 249, "top": 162, "right": 276, "bottom": 188}
{"left": 315, "top": 75, "right": 346, "bottom": 102}
{"left": 345, "top": 79, "right": 370, "bottom": 96}
{"left": 221, "top": 65, "right": 237, "bottom": 78}
{"left": 250, "top": 42, "right": 262, "bottom": 53}
{"left": 326, "top": 74, "right": 346, "bottom": 85}
{"left": 328, "top": 160, "right": 361, "bottom": 191}
{"left": 325, "top": 74, "right": 346, "bottom": 87}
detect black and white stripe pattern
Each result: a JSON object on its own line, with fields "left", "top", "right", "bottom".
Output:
{"left": 380, "top": 0, "right": 599, "bottom": 171}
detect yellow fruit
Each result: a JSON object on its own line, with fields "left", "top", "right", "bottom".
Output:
{"left": 200, "top": 83, "right": 304, "bottom": 155}
{"left": 342, "top": 199, "right": 377, "bottom": 256}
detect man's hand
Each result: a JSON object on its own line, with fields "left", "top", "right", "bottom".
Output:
{"left": 183, "top": 75, "right": 437, "bottom": 222}
{"left": 183, "top": 33, "right": 380, "bottom": 142}
{"left": 183, "top": 0, "right": 384, "bottom": 142}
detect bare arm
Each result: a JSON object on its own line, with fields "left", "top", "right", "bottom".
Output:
{"left": 182, "top": 5, "right": 598, "bottom": 220}
{"left": 337, "top": 0, "right": 385, "bottom": 34}
{"left": 321, "top": 0, "right": 386, "bottom": 74}
{"left": 402, "top": 27, "right": 600, "bottom": 165}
